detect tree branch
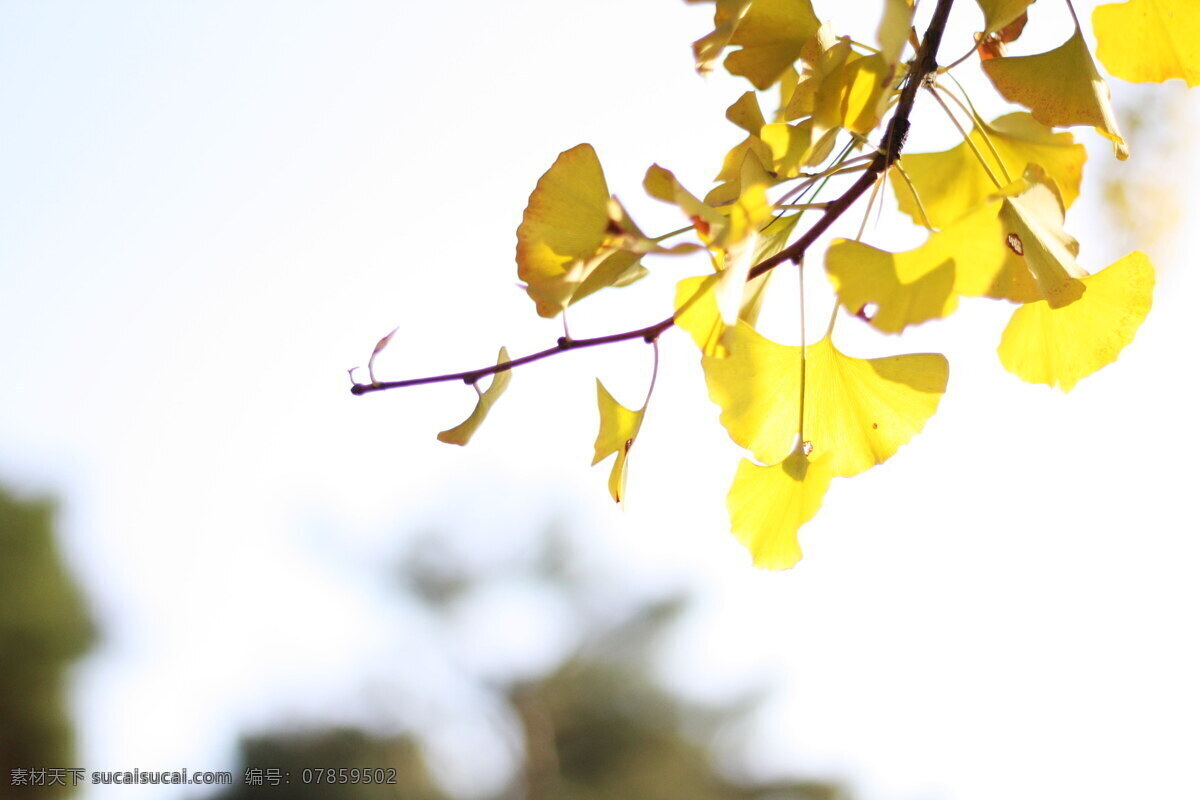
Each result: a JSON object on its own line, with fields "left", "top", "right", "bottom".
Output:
{"left": 351, "top": 0, "right": 956, "bottom": 398}
{"left": 351, "top": 317, "right": 675, "bottom": 395}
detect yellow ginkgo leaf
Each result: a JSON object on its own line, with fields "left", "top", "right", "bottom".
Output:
{"left": 688, "top": 0, "right": 754, "bottom": 75}
{"left": 644, "top": 164, "right": 727, "bottom": 242}
{"left": 728, "top": 448, "right": 834, "bottom": 569}
{"left": 759, "top": 120, "right": 817, "bottom": 178}
{"left": 573, "top": 250, "right": 649, "bottom": 307}
{"left": 723, "top": 0, "right": 822, "bottom": 90}
{"left": 438, "top": 349, "right": 513, "bottom": 446}
{"left": 703, "top": 326, "right": 948, "bottom": 475}
{"left": 891, "top": 112, "right": 1086, "bottom": 228}
{"left": 977, "top": 11, "right": 1030, "bottom": 60}
{"left": 727, "top": 90, "right": 768, "bottom": 134}
{"left": 712, "top": 164, "right": 774, "bottom": 328}
{"left": 738, "top": 212, "right": 800, "bottom": 324}
{"left": 707, "top": 96, "right": 777, "bottom": 205}
{"left": 827, "top": 239, "right": 958, "bottom": 333}
{"left": 1094, "top": 0, "right": 1200, "bottom": 86}
{"left": 773, "top": 65, "right": 801, "bottom": 122}
{"left": 516, "top": 144, "right": 611, "bottom": 317}
{"left": 975, "top": 0, "right": 1036, "bottom": 35}
{"left": 784, "top": 25, "right": 849, "bottom": 121}
{"left": 673, "top": 213, "right": 800, "bottom": 355}
{"left": 516, "top": 145, "right": 652, "bottom": 318}
{"left": 592, "top": 380, "right": 647, "bottom": 503}
{"left": 877, "top": 0, "right": 916, "bottom": 69}
{"left": 998, "top": 251, "right": 1154, "bottom": 391}
{"left": 825, "top": 199, "right": 1038, "bottom": 333}
{"left": 982, "top": 26, "right": 1129, "bottom": 159}
{"left": 832, "top": 166, "right": 1086, "bottom": 334}
{"left": 648, "top": 160, "right": 772, "bottom": 352}
{"left": 813, "top": 52, "right": 893, "bottom": 137}
{"left": 998, "top": 166, "right": 1087, "bottom": 308}
{"left": 675, "top": 274, "right": 727, "bottom": 356}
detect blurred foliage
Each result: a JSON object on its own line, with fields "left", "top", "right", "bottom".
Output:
{"left": 0, "top": 486, "right": 96, "bottom": 799}
{"left": 1101, "top": 84, "right": 1191, "bottom": 255}
{"left": 217, "top": 526, "right": 848, "bottom": 800}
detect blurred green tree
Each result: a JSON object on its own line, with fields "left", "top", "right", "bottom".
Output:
{"left": 0, "top": 486, "right": 96, "bottom": 799}
{"left": 214, "top": 527, "right": 846, "bottom": 800}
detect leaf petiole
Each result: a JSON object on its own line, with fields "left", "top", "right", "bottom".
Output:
{"left": 925, "top": 84, "right": 1005, "bottom": 189}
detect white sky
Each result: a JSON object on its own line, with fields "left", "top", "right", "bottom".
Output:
{"left": 2, "top": 1, "right": 1198, "bottom": 799}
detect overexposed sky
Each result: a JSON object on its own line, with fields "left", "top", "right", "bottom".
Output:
{"left": 2, "top": 2, "right": 1197, "bottom": 799}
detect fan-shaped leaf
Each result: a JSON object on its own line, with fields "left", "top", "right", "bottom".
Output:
{"left": 891, "top": 112, "right": 1086, "bottom": 228}
{"left": 826, "top": 199, "right": 1038, "bottom": 333}
{"left": 975, "top": 0, "right": 1036, "bottom": 35}
{"left": 728, "top": 449, "right": 833, "bottom": 569}
{"left": 723, "top": 0, "right": 822, "bottom": 90}
{"left": 998, "top": 251, "right": 1154, "bottom": 391}
{"left": 1094, "top": 0, "right": 1200, "bottom": 86}
{"left": 982, "top": 27, "right": 1129, "bottom": 159}
{"left": 702, "top": 326, "right": 948, "bottom": 475}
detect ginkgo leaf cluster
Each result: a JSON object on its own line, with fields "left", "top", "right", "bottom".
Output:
{"left": 356, "top": 0, "right": 1194, "bottom": 572}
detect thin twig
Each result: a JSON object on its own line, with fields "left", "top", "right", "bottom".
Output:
{"left": 351, "top": 316, "right": 675, "bottom": 395}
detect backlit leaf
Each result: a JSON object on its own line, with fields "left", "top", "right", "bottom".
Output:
{"left": 706, "top": 94, "right": 777, "bottom": 206}
{"left": 975, "top": 0, "right": 1036, "bottom": 35}
{"left": 517, "top": 146, "right": 697, "bottom": 318}
{"left": 702, "top": 326, "right": 948, "bottom": 475}
{"left": 835, "top": 166, "right": 1092, "bottom": 332}
{"left": 998, "top": 251, "right": 1154, "bottom": 391}
{"left": 573, "top": 250, "right": 649, "bottom": 306}
{"left": 673, "top": 213, "right": 800, "bottom": 354}
{"left": 813, "top": 52, "right": 893, "bottom": 137}
{"left": 982, "top": 26, "right": 1129, "bottom": 159}
{"left": 727, "top": 90, "right": 767, "bottom": 134}
{"left": 438, "top": 349, "right": 513, "bottom": 446}
{"left": 825, "top": 199, "right": 1038, "bottom": 333}
{"left": 688, "top": 0, "right": 754, "bottom": 75}
{"left": 728, "top": 448, "right": 833, "bottom": 569}
{"left": 997, "top": 166, "right": 1086, "bottom": 308}
{"left": 516, "top": 145, "right": 611, "bottom": 317}
{"left": 644, "top": 164, "right": 727, "bottom": 241}
{"left": 649, "top": 161, "right": 773, "bottom": 353}
{"left": 784, "top": 25, "right": 848, "bottom": 121}
{"left": 712, "top": 164, "right": 774, "bottom": 330}
{"left": 978, "top": 11, "right": 1029, "bottom": 60}
{"left": 877, "top": 0, "right": 916, "bottom": 69}
{"left": 675, "top": 274, "right": 726, "bottom": 356}
{"left": 723, "top": 0, "right": 822, "bottom": 90}
{"left": 592, "top": 380, "right": 647, "bottom": 503}
{"left": 759, "top": 120, "right": 817, "bottom": 178}
{"left": 1093, "top": 0, "right": 1200, "bottom": 86}
{"left": 516, "top": 145, "right": 654, "bottom": 318}
{"left": 891, "top": 112, "right": 1086, "bottom": 228}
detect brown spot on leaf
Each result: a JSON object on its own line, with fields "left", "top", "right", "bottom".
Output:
{"left": 624, "top": 438, "right": 634, "bottom": 453}
{"left": 872, "top": 422, "right": 878, "bottom": 429}
{"left": 855, "top": 302, "right": 879, "bottom": 322}
{"left": 1006, "top": 232, "right": 1024, "bottom": 255}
